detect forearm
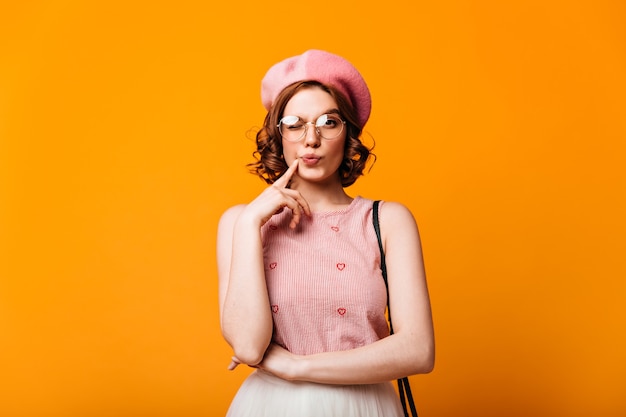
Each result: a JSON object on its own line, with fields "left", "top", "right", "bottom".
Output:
{"left": 221, "top": 217, "right": 273, "bottom": 365}
{"left": 271, "top": 332, "right": 434, "bottom": 385}
{"left": 302, "top": 334, "right": 433, "bottom": 384}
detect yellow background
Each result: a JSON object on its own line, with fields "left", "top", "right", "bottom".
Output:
{"left": 1, "top": 1, "right": 625, "bottom": 416}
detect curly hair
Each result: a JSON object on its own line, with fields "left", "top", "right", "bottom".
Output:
{"left": 247, "top": 80, "right": 374, "bottom": 187}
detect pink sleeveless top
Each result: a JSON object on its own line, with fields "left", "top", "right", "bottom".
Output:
{"left": 261, "top": 196, "right": 390, "bottom": 356}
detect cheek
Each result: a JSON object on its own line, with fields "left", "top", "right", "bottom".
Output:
{"left": 281, "top": 141, "right": 294, "bottom": 153}
{"left": 329, "top": 140, "right": 346, "bottom": 160}
{"left": 281, "top": 141, "right": 297, "bottom": 162}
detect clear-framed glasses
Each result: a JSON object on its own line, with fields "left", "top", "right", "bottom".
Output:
{"left": 277, "top": 113, "right": 346, "bottom": 142}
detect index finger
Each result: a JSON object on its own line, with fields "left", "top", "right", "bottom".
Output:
{"left": 273, "top": 159, "right": 299, "bottom": 188}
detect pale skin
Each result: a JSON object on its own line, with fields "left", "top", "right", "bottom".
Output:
{"left": 217, "top": 87, "right": 434, "bottom": 385}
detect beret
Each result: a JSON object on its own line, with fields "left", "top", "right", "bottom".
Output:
{"left": 261, "top": 49, "right": 372, "bottom": 128}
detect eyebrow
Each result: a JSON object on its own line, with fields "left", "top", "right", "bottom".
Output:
{"left": 285, "top": 108, "right": 341, "bottom": 120}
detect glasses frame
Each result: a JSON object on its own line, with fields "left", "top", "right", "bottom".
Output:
{"left": 277, "top": 113, "right": 346, "bottom": 142}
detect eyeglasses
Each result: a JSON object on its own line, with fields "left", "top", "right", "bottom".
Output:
{"left": 277, "top": 113, "right": 346, "bottom": 142}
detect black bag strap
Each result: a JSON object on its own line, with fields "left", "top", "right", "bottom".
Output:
{"left": 373, "top": 200, "right": 418, "bottom": 417}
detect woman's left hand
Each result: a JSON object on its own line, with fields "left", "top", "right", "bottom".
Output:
{"left": 257, "top": 343, "right": 300, "bottom": 380}
{"left": 228, "top": 343, "right": 300, "bottom": 381}
{"left": 227, "top": 356, "right": 242, "bottom": 371}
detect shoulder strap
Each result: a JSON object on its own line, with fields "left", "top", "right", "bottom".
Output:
{"left": 372, "top": 200, "right": 388, "bottom": 288}
{"left": 372, "top": 200, "right": 392, "bottom": 334}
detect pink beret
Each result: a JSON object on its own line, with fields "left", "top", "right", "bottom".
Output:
{"left": 261, "top": 50, "right": 372, "bottom": 128}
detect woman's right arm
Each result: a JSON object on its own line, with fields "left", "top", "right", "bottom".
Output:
{"left": 217, "top": 160, "right": 309, "bottom": 366}
{"left": 217, "top": 204, "right": 272, "bottom": 366}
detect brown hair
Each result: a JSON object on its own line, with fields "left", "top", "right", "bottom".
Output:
{"left": 247, "top": 80, "right": 374, "bottom": 187}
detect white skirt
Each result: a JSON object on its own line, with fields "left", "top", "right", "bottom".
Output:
{"left": 226, "top": 370, "right": 405, "bottom": 417}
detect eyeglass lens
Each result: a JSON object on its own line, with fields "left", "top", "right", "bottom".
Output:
{"left": 279, "top": 114, "right": 344, "bottom": 141}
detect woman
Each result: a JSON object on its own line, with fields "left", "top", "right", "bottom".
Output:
{"left": 217, "top": 49, "right": 434, "bottom": 416}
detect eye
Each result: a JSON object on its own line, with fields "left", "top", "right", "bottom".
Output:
{"left": 315, "top": 114, "right": 331, "bottom": 127}
{"left": 317, "top": 114, "right": 340, "bottom": 128}
{"left": 280, "top": 115, "right": 301, "bottom": 127}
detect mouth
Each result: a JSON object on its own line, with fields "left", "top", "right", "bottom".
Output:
{"left": 300, "top": 155, "right": 321, "bottom": 165}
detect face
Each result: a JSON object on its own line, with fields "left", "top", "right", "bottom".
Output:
{"left": 280, "top": 87, "right": 346, "bottom": 186}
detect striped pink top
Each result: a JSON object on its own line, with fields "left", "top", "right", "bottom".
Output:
{"left": 261, "top": 196, "right": 390, "bottom": 356}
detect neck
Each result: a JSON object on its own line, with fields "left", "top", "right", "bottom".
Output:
{"left": 290, "top": 180, "right": 353, "bottom": 212}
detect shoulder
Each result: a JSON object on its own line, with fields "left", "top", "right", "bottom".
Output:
{"left": 378, "top": 201, "right": 417, "bottom": 225}
{"left": 220, "top": 203, "right": 247, "bottom": 219}
{"left": 377, "top": 201, "right": 420, "bottom": 238}
{"left": 216, "top": 204, "right": 248, "bottom": 256}
{"left": 217, "top": 204, "right": 247, "bottom": 231}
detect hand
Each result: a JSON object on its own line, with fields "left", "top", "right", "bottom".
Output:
{"left": 227, "top": 344, "right": 300, "bottom": 380}
{"left": 256, "top": 343, "right": 300, "bottom": 381}
{"left": 227, "top": 356, "right": 242, "bottom": 371}
{"left": 242, "top": 159, "right": 311, "bottom": 229}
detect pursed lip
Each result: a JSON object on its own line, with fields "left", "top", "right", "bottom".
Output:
{"left": 300, "top": 154, "right": 321, "bottom": 164}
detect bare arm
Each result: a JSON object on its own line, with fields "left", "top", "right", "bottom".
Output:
{"left": 217, "top": 160, "right": 310, "bottom": 366}
{"left": 217, "top": 205, "right": 271, "bottom": 366}
{"left": 256, "top": 201, "right": 435, "bottom": 384}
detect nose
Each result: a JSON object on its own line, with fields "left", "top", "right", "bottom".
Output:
{"left": 303, "top": 122, "right": 321, "bottom": 147}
